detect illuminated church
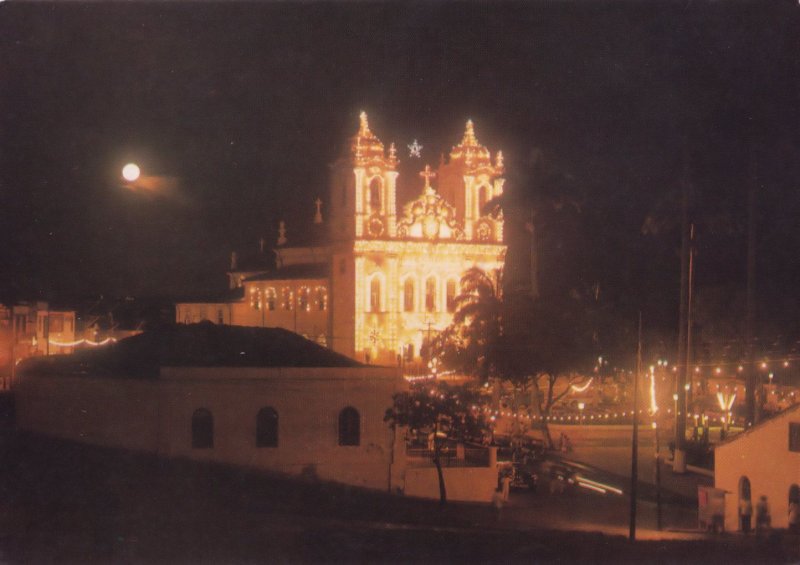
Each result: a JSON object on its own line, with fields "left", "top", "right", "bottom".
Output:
{"left": 176, "top": 113, "right": 506, "bottom": 366}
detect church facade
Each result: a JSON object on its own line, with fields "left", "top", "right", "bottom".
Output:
{"left": 176, "top": 113, "right": 506, "bottom": 366}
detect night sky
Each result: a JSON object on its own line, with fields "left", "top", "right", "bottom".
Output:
{"left": 2, "top": 2, "right": 799, "bottom": 352}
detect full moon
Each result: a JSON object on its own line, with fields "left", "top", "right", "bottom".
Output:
{"left": 122, "top": 163, "right": 140, "bottom": 182}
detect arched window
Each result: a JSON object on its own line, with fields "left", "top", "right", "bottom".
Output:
{"left": 403, "top": 277, "right": 415, "bottom": 312}
{"left": 281, "top": 287, "right": 293, "bottom": 310}
{"left": 477, "top": 184, "right": 490, "bottom": 214}
{"left": 256, "top": 407, "right": 279, "bottom": 448}
{"left": 446, "top": 278, "right": 458, "bottom": 312}
{"left": 298, "top": 287, "right": 310, "bottom": 311}
{"left": 338, "top": 407, "right": 360, "bottom": 446}
{"left": 315, "top": 286, "right": 328, "bottom": 311}
{"left": 425, "top": 276, "right": 437, "bottom": 312}
{"left": 265, "top": 288, "right": 276, "bottom": 311}
{"left": 369, "top": 276, "right": 382, "bottom": 312}
{"left": 191, "top": 408, "right": 214, "bottom": 449}
{"left": 369, "top": 177, "right": 382, "bottom": 212}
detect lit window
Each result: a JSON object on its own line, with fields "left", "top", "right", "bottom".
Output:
{"left": 298, "top": 287, "right": 310, "bottom": 311}
{"left": 265, "top": 288, "right": 276, "bottom": 311}
{"left": 403, "top": 278, "right": 415, "bottom": 312}
{"left": 425, "top": 277, "right": 437, "bottom": 312}
{"left": 49, "top": 314, "right": 64, "bottom": 333}
{"left": 281, "top": 288, "right": 293, "bottom": 310}
{"left": 369, "top": 177, "right": 382, "bottom": 212}
{"left": 446, "top": 279, "right": 457, "bottom": 312}
{"left": 315, "top": 287, "right": 327, "bottom": 311}
{"left": 478, "top": 184, "right": 490, "bottom": 212}
{"left": 369, "top": 277, "right": 382, "bottom": 312}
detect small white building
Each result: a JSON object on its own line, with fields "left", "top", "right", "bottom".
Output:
{"left": 16, "top": 323, "right": 404, "bottom": 491}
{"left": 715, "top": 403, "right": 800, "bottom": 531}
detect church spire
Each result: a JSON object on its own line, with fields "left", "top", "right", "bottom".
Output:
{"left": 449, "top": 118, "right": 491, "bottom": 166}
{"left": 461, "top": 119, "right": 478, "bottom": 146}
{"left": 359, "top": 111, "right": 371, "bottom": 137}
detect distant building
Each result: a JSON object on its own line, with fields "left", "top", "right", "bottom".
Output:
{"left": 177, "top": 113, "right": 507, "bottom": 367}
{"left": 715, "top": 403, "right": 800, "bottom": 531}
{"left": 0, "top": 301, "right": 77, "bottom": 389}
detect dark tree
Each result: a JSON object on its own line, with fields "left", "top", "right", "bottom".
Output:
{"left": 384, "top": 382, "right": 490, "bottom": 506}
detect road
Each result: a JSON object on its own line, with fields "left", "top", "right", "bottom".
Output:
{"left": 547, "top": 423, "right": 712, "bottom": 499}
{"left": 502, "top": 424, "right": 714, "bottom": 536}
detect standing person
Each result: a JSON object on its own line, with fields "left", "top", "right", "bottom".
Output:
{"left": 492, "top": 488, "right": 504, "bottom": 523}
{"left": 501, "top": 472, "right": 511, "bottom": 502}
{"left": 755, "top": 495, "right": 771, "bottom": 535}
{"left": 739, "top": 496, "right": 753, "bottom": 534}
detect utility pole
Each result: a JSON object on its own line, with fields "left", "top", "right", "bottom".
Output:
{"left": 630, "top": 312, "right": 641, "bottom": 542}
{"left": 425, "top": 320, "right": 434, "bottom": 372}
{"left": 686, "top": 224, "right": 695, "bottom": 410}
{"left": 654, "top": 420, "right": 662, "bottom": 531}
{"left": 674, "top": 155, "right": 692, "bottom": 474}
{"left": 745, "top": 146, "right": 758, "bottom": 427}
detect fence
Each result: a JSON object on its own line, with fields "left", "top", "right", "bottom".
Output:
{"left": 406, "top": 445, "right": 491, "bottom": 468}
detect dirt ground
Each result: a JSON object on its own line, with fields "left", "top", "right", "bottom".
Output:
{"left": 0, "top": 430, "right": 798, "bottom": 564}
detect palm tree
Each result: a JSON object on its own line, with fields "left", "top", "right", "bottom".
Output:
{"left": 440, "top": 267, "right": 503, "bottom": 381}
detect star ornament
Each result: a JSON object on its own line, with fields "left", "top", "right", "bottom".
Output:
{"left": 408, "top": 139, "right": 423, "bottom": 158}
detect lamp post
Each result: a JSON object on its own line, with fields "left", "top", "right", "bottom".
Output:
{"left": 653, "top": 421, "right": 662, "bottom": 530}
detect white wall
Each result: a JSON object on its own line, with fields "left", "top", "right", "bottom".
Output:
{"left": 715, "top": 407, "right": 800, "bottom": 531}
{"left": 402, "top": 466, "right": 498, "bottom": 503}
{"left": 16, "top": 366, "right": 403, "bottom": 491}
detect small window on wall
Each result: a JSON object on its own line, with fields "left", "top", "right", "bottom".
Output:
{"left": 49, "top": 314, "right": 63, "bottom": 333}
{"left": 790, "top": 422, "right": 800, "bottom": 452}
{"left": 338, "top": 407, "right": 360, "bottom": 446}
{"left": 256, "top": 407, "right": 279, "bottom": 447}
{"left": 191, "top": 408, "right": 214, "bottom": 449}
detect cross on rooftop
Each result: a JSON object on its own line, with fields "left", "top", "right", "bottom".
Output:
{"left": 419, "top": 164, "right": 436, "bottom": 190}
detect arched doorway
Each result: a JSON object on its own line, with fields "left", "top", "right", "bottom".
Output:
{"left": 738, "top": 476, "right": 752, "bottom": 533}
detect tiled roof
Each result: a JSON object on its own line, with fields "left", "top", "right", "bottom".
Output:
{"left": 176, "top": 287, "right": 245, "bottom": 304}
{"left": 244, "top": 263, "right": 329, "bottom": 282}
{"left": 19, "top": 322, "right": 361, "bottom": 379}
